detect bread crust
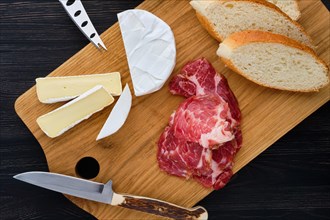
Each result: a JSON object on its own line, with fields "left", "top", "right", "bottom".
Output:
{"left": 292, "top": 0, "right": 301, "bottom": 20}
{"left": 265, "top": 0, "right": 301, "bottom": 20}
{"left": 219, "top": 30, "right": 329, "bottom": 92}
{"left": 223, "top": 30, "right": 316, "bottom": 56}
{"left": 285, "top": 0, "right": 301, "bottom": 20}
{"left": 191, "top": 0, "right": 312, "bottom": 46}
{"left": 196, "top": 12, "right": 224, "bottom": 42}
{"left": 243, "top": 0, "right": 304, "bottom": 28}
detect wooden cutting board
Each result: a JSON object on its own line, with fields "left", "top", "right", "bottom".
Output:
{"left": 15, "top": 0, "right": 329, "bottom": 219}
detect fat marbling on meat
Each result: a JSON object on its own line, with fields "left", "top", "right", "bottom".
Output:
{"left": 157, "top": 58, "right": 242, "bottom": 190}
{"left": 172, "top": 94, "right": 237, "bottom": 149}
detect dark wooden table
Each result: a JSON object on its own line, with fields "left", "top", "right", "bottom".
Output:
{"left": 1, "top": 1, "right": 329, "bottom": 219}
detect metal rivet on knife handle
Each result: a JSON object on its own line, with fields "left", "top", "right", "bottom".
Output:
{"left": 59, "top": 0, "right": 107, "bottom": 50}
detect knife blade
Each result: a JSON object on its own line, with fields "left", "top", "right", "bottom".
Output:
{"left": 14, "top": 172, "right": 208, "bottom": 220}
{"left": 59, "top": 0, "right": 107, "bottom": 50}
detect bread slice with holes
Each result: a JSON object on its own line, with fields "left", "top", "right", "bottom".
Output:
{"left": 190, "top": 0, "right": 312, "bottom": 47}
{"left": 217, "top": 30, "right": 329, "bottom": 92}
{"left": 266, "top": 0, "right": 301, "bottom": 21}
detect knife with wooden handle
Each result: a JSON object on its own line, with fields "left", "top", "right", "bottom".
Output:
{"left": 112, "top": 193, "right": 207, "bottom": 219}
{"left": 14, "top": 171, "right": 208, "bottom": 219}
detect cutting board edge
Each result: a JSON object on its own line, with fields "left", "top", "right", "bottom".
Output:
{"left": 15, "top": 85, "right": 330, "bottom": 168}
{"left": 15, "top": 86, "right": 35, "bottom": 128}
{"left": 14, "top": 75, "right": 330, "bottom": 184}
{"left": 12, "top": 0, "right": 330, "bottom": 219}
{"left": 234, "top": 95, "right": 329, "bottom": 173}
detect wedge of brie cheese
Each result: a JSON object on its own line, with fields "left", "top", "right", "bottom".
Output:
{"left": 36, "top": 72, "right": 122, "bottom": 103}
{"left": 96, "top": 84, "right": 132, "bottom": 140}
{"left": 37, "top": 85, "right": 114, "bottom": 138}
{"left": 118, "top": 9, "right": 176, "bottom": 96}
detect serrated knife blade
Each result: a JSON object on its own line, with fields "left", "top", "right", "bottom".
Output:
{"left": 59, "top": 0, "right": 107, "bottom": 50}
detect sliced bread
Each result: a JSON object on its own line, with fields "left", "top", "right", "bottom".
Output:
{"left": 217, "top": 30, "right": 329, "bottom": 92}
{"left": 190, "top": 0, "right": 312, "bottom": 47}
{"left": 266, "top": 0, "right": 301, "bottom": 21}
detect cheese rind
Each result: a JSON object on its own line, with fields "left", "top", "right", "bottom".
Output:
{"left": 36, "top": 72, "right": 122, "bottom": 103}
{"left": 118, "top": 9, "right": 176, "bottom": 96}
{"left": 37, "top": 85, "right": 114, "bottom": 138}
{"left": 96, "top": 84, "right": 132, "bottom": 140}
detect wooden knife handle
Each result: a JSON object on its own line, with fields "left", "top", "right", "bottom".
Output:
{"left": 111, "top": 192, "right": 208, "bottom": 219}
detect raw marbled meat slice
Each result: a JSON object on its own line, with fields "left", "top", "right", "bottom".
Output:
{"left": 157, "top": 124, "right": 242, "bottom": 189}
{"left": 193, "top": 130, "right": 242, "bottom": 189}
{"left": 157, "top": 58, "right": 242, "bottom": 190}
{"left": 157, "top": 126, "right": 191, "bottom": 178}
{"left": 172, "top": 94, "right": 236, "bottom": 149}
{"left": 169, "top": 57, "right": 241, "bottom": 121}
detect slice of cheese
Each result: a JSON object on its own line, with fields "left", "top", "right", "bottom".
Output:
{"left": 37, "top": 85, "right": 114, "bottom": 138}
{"left": 36, "top": 72, "right": 122, "bottom": 103}
{"left": 118, "top": 9, "right": 176, "bottom": 96}
{"left": 96, "top": 84, "right": 132, "bottom": 140}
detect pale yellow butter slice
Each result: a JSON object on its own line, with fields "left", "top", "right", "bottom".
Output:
{"left": 37, "top": 85, "right": 114, "bottom": 138}
{"left": 36, "top": 72, "right": 122, "bottom": 103}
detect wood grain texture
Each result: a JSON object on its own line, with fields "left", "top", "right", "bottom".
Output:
{"left": 1, "top": 0, "right": 329, "bottom": 218}
{"left": 13, "top": 0, "right": 330, "bottom": 219}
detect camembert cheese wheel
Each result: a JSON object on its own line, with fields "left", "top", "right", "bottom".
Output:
{"left": 118, "top": 9, "right": 176, "bottom": 96}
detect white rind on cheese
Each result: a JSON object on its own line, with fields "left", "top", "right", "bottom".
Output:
{"left": 36, "top": 72, "right": 122, "bottom": 103}
{"left": 118, "top": 9, "right": 176, "bottom": 96}
{"left": 96, "top": 84, "right": 132, "bottom": 140}
{"left": 37, "top": 85, "right": 114, "bottom": 138}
